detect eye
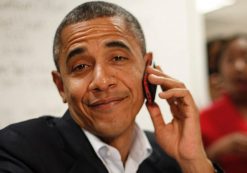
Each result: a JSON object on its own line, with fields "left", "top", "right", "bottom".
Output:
{"left": 112, "top": 55, "right": 128, "bottom": 62}
{"left": 72, "top": 64, "right": 89, "bottom": 72}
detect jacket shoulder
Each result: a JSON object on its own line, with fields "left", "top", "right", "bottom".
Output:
{"left": 143, "top": 131, "right": 182, "bottom": 173}
{"left": 0, "top": 116, "right": 63, "bottom": 172}
{"left": 0, "top": 116, "right": 61, "bottom": 144}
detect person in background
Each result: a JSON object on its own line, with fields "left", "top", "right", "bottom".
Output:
{"left": 200, "top": 34, "right": 247, "bottom": 173}
{"left": 206, "top": 38, "right": 226, "bottom": 101}
{"left": 0, "top": 1, "right": 222, "bottom": 173}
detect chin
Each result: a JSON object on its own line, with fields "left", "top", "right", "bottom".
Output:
{"left": 93, "top": 128, "right": 123, "bottom": 140}
{"left": 93, "top": 122, "right": 133, "bottom": 139}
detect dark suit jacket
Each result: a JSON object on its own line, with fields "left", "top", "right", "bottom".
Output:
{"left": 0, "top": 111, "right": 182, "bottom": 173}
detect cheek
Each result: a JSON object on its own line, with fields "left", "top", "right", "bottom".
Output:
{"left": 122, "top": 65, "right": 144, "bottom": 99}
{"left": 64, "top": 78, "right": 88, "bottom": 103}
{"left": 132, "top": 69, "right": 144, "bottom": 90}
{"left": 220, "top": 63, "right": 233, "bottom": 77}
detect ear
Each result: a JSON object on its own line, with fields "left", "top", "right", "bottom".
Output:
{"left": 144, "top": 52, "right": 153, "bottom": 65}
{"left": 52, "top": 71, "right": 67, "bottom": 103}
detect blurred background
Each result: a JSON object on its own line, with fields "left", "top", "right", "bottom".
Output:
{"left": 0, "top": 0, "right": 246, "bottom": 130}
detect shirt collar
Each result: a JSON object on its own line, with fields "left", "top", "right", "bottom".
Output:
{"left": 129, "top": 125, "right": 152, "bottom": 161}
{"left": 83, "top": 124, "right": 153, "bottom": 166}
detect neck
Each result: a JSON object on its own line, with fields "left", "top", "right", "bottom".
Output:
{"left": 101, "top": 124, "right": 135, "bottom": 164}
{"left": 229, "top": 94, "right": 247, "bottom": 118}
{"left": 230, "top": 95, "right": 247, "bottom": 105}
{"left": 237, "top": 105, "right": 247, "bottom": 119}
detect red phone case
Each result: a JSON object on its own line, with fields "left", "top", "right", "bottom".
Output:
{"left": 143, "top": 57, "right": 157, "bottom": 104}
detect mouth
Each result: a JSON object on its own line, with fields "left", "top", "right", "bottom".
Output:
{"left": 233, "top": 78, "right": 247, "bottom": 89}
{"left": 87, "top": 96, "right": 128, "bottom": 111}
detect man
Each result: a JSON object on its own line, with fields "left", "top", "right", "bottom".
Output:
{"left": 0, "top": 1, "right": 221, "bottom": 173}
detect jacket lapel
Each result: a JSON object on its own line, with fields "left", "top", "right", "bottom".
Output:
{"left": 55, "top": 111, "right": 181, "bottom": 173}
{"left": 138, "top": 131, "right": 182, "bottom": 173}
{"left": 56, "top": 110, "right": 108, "bottom": 173}
{"left": 138, "top": 148, "right": 164, "bottom": 173}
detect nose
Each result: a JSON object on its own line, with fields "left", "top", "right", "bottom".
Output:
{"left": 88, "top": 64, "right": 116, "bottom": 92}
{"left": 234, "top": 58, "right": 247, "bottom": 72}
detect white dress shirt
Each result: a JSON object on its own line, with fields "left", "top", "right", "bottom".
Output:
{"left": 83, "top": 125, "right": 152, "bottom": 173}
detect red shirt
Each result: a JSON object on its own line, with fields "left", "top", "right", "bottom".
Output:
{"left": 200, "top": 94, "right": 247, "bottom": 173}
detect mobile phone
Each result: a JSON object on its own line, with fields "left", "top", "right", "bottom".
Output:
{"left": 143, "top": 56, "right": 157, "bottom": 104}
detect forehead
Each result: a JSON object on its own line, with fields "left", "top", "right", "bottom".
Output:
{"left": 60, "top": 17, "right": 136, "bottom": 48}
{"left": 59, "top": 16, "right": 142, "bottom": 59}
{"left": 229, "top": 38, "right": 247, "bottom": 51}
{"left": 58, "top": 16, "right": 143, "bottom": 65}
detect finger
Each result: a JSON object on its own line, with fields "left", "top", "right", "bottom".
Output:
{"left": 234, "top": 139, "right": 247, "bottom": 153}
{"left": 146, "top": 102, "right": 166, "bottom": 131}
{"left": 146, "top": 66, "right": 182, "bottom": 92}
{"left": 159, "top": 88, "right": 195, "bottom": 106}
{"left": 167, "top": 95, "right": 186, "bottom": 107}
{"left": 236, "top": 145, "right": 247, "bottom": 154}
{"left": 235, "top": 134, "right": 247, "bottom": 147}
{"left": 159, "top": 88, "right": 197, "bottom": 119}
{"left": 147, "top": 66, "right": 172, "bottom": 79}
{"left": 148, "top": 74, "right": 186, "bottom": 91}
{"left": 155, "top": 65, "right": 162, "bottom": 72}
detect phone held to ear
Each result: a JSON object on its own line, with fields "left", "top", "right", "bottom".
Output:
{"left": 143, "top": 56, "right": 157, "bottom": 105}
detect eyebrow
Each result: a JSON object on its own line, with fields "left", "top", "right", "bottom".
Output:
{"left": 66, "top": 41, "right": 130, "bottom": 64}
{"left": 67, "top": 47, "right": 86, "bottom": 59}
{"left": 66, "top": 47, "right": 86, "bottom": 66}
{"left": 105, "top": 41, "right": 131, "bottom": 52}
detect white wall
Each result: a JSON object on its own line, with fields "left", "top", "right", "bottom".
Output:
{"left": 205, "top": 0, "right": 247, "bottom": 40}
{"left": 0, "top": 0, "right": 208, "bottom": 130}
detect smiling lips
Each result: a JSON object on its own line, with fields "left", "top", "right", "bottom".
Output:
{"left": 88, "top": 96, "right": 127, "bottom": 110}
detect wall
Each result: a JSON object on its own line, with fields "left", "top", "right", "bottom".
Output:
{"left": 205, "top": 0, "right": 247, "bottom": 40}
{"left": 0, "top": 0, "right": 207, "bottom": 130}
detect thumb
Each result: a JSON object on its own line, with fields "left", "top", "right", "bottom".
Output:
{"left": 146, "top": 102, "right": 166, "bottom": 131}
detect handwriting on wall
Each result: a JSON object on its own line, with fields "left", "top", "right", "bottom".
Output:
{"left": 0, "top": 0, "right": 72, "bottom": 127}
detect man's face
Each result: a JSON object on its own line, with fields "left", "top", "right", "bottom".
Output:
{"left": 53, "top": 17, "right": 146, "bottom": 138}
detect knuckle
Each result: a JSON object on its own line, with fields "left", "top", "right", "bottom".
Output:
{"left": 177, "top": 81, "right": 186, "bottom": 88}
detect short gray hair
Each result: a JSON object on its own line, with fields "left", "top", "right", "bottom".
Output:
{"left": 53, "top": 1, "right": 146, "bottom": 70}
